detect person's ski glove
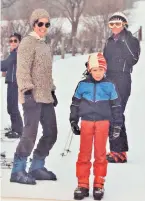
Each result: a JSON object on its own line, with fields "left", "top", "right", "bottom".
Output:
{"left": 71, "top": 121, "right": 80, "bottom": 135}
{"left": 110, "top": 126, "right": 121, "bottom": 141}
{"left": 23, "top": 90, "right": 36, "bottom": 107}
{"left": 51, "top": 91, "right": 58, "bottom": 107}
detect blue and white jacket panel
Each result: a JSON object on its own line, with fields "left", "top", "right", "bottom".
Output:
{"left": 70, "top": 76, "right": 123, "bottom": 126}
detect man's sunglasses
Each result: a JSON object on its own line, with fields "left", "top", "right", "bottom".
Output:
{"left": 37, "top": 22, "right": 50, "bottom": 28}
{"left": 108, "top": 21, "right": 126, "bottom": 29}
{"left": 9, "top": 39, "right": 18, "bottom": 43}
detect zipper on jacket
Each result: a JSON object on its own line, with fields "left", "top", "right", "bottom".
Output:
{"left": 124, "top": 40, "right": 136, "bottom": 59}
{"left": 93, "top": 83, "right": 97, "bottom": 102}
{"left": 12, "top": 64, "right": 14, "bottom": 82}
{"left": 93, "top": 83, "right": 97, "bottom": 122}
{"left": 123, "top": 60, "right": 126, "bottom": 72}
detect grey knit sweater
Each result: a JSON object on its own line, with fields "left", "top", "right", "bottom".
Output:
{"left": 16, "top": 31, "right": 55, "bottom": 104}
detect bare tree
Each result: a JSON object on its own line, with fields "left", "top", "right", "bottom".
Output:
{"left": 1, "top": 0, "right": 62, "bottom": 20}
{"left": 51, "top": 0, "right": 86, "bottom": 39}
{"left": 1, "top": 0, "right": 134, "bottom": 21}
{"left": 1, "top": 0, "right": 19, "bottom": 9}
{"left": 46, "top": 19, "right": 63, "bottom": 55}
{"left": 80, "top": 17, "right": 103, "bottom": 52}
{"left": 78, "top": 0, "right": 126, "bottom": 53}
{"left": 1, "top": 26, "right": 10, "bottom": 59}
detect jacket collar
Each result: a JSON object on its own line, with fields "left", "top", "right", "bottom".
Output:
{"left": 87, "top": 74, "right": 105, "bottom": 83}
{"left": 109, "top": 28, "right": 126, "bottom": 41}
{"left": 109, "top": 28, "right": 133, "bottom": 43}
{"left": 29, "top": 31, "right": 45, "bottom": 41}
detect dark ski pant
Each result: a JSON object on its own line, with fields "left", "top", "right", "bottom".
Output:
{"left": 7, "top": 82, "right": 23, "bottom": 134}
{"left": 16, "top": 102, "right": 57, "bottom": 159}
{"left": 107, "top": 72, "right": 131, "bottom": 152}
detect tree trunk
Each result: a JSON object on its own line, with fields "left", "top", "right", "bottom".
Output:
{"left": 71, "top": 21, "right": 78, "bottom": 39}
{"left": 72, "top": 37, "right": 76, "bottom": 56}
{"left": 71, "top": 21, "right": 78, "bottom": 55}
{"left": 61, "top": 37, "right": 65, "bottom": 59}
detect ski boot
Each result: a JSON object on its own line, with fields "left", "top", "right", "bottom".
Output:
{"left": 10, "top": 154, "right": 36, "bottom": 185}
{"left": 106, "top": 152, "right": 127, "bottom": 163}
{"left": 30, "top": 167, "right": 57, "bottom": 180}
{"left": 29, "top": 158, "right": 57, "bottom": 181}
{"left": 5, "top": 131, "right": 21, "bottom": 139}
{"left": 93, "top": 187, "right": 104, "bottom": 200}
{"left": 10, "top": 171, "right": 36, "bottom": 185}
{"left": 74, "top": 187, "right": 89, "bottom": 200}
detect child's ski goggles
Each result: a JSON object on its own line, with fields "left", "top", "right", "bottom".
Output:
{"left": 108, "top": 21, "right": 127, "bottom": 29}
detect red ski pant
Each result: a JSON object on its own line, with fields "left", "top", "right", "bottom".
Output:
{"left": 76, "top": 120, "right": 109, "bottom": 189}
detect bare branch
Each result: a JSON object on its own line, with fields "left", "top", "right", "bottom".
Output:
{"left": 50, "top": 0, "right": 86, "bottom": 39}
{"left": 1, "top": 0, "right": 20, "bottom": 9}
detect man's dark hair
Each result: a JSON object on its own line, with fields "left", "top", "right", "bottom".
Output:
{"left": 10, "top": 33, "right": 22, "bottom": 42}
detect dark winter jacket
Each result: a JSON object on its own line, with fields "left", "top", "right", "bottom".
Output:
{"left": 1, "top": 49, "right": 17, "bottom": 83}
{"left": 103, "top": 29, "right": 140, "bottom": 74}
{"left": 70, "top": 75, "right": 123, "bottom": 127}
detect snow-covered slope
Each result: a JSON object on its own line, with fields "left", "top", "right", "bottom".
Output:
{"left": 1, "top": 41, "right": 145, "bottom": 201}
{"left": 1, "top": 1, "right": 145, "bottom": 201}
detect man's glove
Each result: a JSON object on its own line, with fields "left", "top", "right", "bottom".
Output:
{"left": 71, "top": 121, "right": 80, "bottom": 135}
{"left": 24, "top": 90, "right": 36, "bottom": 107}
{"left": 110, "top": 126, "right": 121, "bottom": 141}
{"left": 51, "top": 91, "right": 58, "bottom": 107}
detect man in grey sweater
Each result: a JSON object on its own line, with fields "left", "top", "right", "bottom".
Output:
{"left": 10, "top": 9, "right": 58, "bottom": 185}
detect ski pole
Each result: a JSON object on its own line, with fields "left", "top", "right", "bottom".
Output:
{"left": 60, "top": 128, "right": 72, "bottom": 157}
{"left": 65, "top": 130, "right": 73, "bottom": 154}
{"left": 60, "top": 128, "right": 73, "bottom": 157}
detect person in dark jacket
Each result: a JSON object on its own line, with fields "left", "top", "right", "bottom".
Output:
{"left": 70, "top": 53, "right": 123, "bottom": 200}
{"left": 103, "top": 12, "right": 140, "bottom": 163}
{"left": 1, "top": 33, "right": 23, "bottom": 138}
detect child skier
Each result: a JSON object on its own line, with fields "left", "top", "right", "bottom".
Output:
{"left": 70, "top": 52, "right": 123, "bottom": 200}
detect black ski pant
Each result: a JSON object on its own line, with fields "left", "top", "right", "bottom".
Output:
{"left": 16, "top": 101, "right": 57, "bottom": 159}
{"left": 107, "top": 72, "right": 131, "bottom": 152}
{"left": 7, "top": 82, "right": 23, "bottom": 134}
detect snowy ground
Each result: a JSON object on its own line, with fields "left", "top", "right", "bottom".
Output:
{"left": 1, "top": 1, "right": 145, "bottom": 201}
